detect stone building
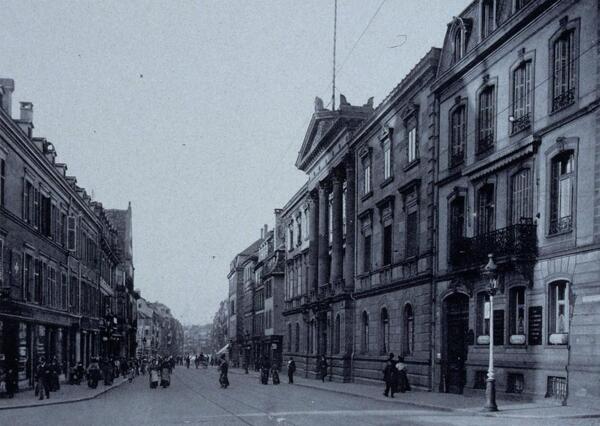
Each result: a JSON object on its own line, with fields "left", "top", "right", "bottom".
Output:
{"left": 431, "top": 0, "right": 600, "bottom": 403}
{"left": 349, "top": 48, "right": 440, "bottom": 387}
{"left": 227, "top": 238, "right": 262, "bottom": 366}
{"left": 282, "top": 96, "right": 374, "bottom": 381}
{"left": 0, "top": 78, "right": 136, "bottom": 389}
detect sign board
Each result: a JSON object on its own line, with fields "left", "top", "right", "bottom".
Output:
{"left": 493, "top": 310, "right": 504, "bottom": 346}
{"left": 528, "top": 306, "right": 543, "bottom": 345}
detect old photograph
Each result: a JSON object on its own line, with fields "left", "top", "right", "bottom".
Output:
{"left": 0, "top": 0, "right": 599, "bottom": 425}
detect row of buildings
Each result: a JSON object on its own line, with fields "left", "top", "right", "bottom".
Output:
{"left": 225, "top": 0, "right": 600, "bottom": 404}
{"left": 182, "top": 324, "right": 212, "bottom": 355}
{"left": 136, "top": 297, "right": 184, "bottom": 359}
{"left": 0, "top": 79, "right": 137, "bottom": 389}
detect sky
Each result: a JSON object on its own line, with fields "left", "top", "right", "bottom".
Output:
{"left": 0, "top": 0, "right": 470, "bottom": 325}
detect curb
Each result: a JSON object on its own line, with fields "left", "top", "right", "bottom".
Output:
{"left": 0, "top": 378, "right": 128, "bottom": 411}
{"left": 229, "top": 368, "right": 600, "bottom": 419}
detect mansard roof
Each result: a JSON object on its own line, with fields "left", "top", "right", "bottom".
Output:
{"left": 436, "top": 0, "right": 558, "bottom": 83}
{"left": 295, "top": 95, "right": 374, "bottom": 172}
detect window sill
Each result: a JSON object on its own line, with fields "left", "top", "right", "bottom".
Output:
{"left": 549, "top": 333, "right": 568, "bottom": 345}
{"left": 509, "top": 124, "right": 532, "bottom": 138}
{"left": 509, "top": 335, "right": 526, "bottom": 345}
{"left": 380, "top": 176, "right": 394, "bottom": 189}
{"left": 403, "top": 159, "right": 420, "bottom": 172}
{"left": 546, "top": 228, "right": 573, "bottom": 239}
{"left": 361, "top": 191, "right": 373, "bottom": 202}
{"left": 477, "top": 335, "right": 490, "bottom": 345}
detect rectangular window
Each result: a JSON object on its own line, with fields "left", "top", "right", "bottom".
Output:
{"left": 363, "top": 160, "right": 371, "bottom": 194}
{"left": 0, "top": 158, "right": 5, "bottom": 207}
{"left": 481, "top": 1, "right": 495, "bottom": 38}
{"left": 450, "top": 106, "right": 466, "bottom": 167}
{"left": 478, "top": 86, "right": 495, "bottom": 153}
{"left": 382, "top": 225, "right": 392, "bottom": 266}
{"left": 509, "top": 287, "right": 526, "bottom": 338}
{"left": 23, "top": 181, "right": 32, "bottom": 223}
{"left": 549, "top": 281, "right": 569, "bottom": 337}
{"left": 512, "top": 61, "right": 532, "bottom": 133}
{"left": 61, "top": 272, "right": 68, "bottom": 310}
{"left": 552, "top": 30, "right": 576, "bottom": 111}
{"left": 511, "top": 170, "right": 532, "bottom": 224}
{"left": 342, "top": 184, "right": 347, "bottom": 236}
{"left": 477, "top": 184, "right": 495, "bottom": 235}
{"left": 67, "top": 216, "right": 77, "bottom": 251}
{"left": 549, "top": 152, "right": 574, "bottom": 234}
{"left": 406, "top": 211, "right": 418, "bottom": 258}
{"left": 363, "top": 235, "right": 372, "bottom": 273}
{"left": 383, "top": 141, "right": 392, "bottom": 179}
{"left": 407, "top": 127, "right": 418, "bottom": 163}
{"left": 40, "top": 195, "right": 51, "bottom": 237}
{"left": 449, "top": 197, "right": 465, "bottom": 262}
{"left": 477, "top": 292, "right": 491, "bottom": 337}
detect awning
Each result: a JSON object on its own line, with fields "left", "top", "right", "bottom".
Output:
{"left": 216, "top": 343, "right": 230, "bottom": 355}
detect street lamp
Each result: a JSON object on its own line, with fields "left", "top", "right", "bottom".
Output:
{"left": 481, "top": 254, "right": 499, "bottom": 412}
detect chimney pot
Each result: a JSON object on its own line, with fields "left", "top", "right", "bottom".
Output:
{"left": 20, "top": 102, "right": 33, "bottom": 123}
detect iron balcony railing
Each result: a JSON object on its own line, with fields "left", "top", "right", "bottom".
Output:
{"left": 552, "top": 88, "right": 575, "bottom": 112}
{"left": 449, "top": 220, "right": 536, "bottom": 269}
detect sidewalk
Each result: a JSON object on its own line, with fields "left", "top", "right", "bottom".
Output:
{"left": 229, "top": 367, "right": 600, "bottom": 419}
{"left": 0, "top": 377, "right": 128, "bottom": 410}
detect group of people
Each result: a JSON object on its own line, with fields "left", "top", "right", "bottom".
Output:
{"left": 184, "top": 353, "right": 209, "bottom": 369}
{"left": 147, "top": 356, "right": 175, "bottom": 389}
{"left": 383, "top": 353, "right": 411, "bottom": 398}
{"left": 82, "top": 356, "right": 140, "bottom": 390}
{"left": 33, "top": 357, "right": 62, "bottom": 400}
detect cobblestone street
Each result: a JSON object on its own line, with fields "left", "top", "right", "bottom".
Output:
{"left": 0, "top": 367, "right": 598, "bottom": 425}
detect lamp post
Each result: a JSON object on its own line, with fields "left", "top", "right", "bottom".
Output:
{"left": 482, "top": 254, "right": 498, "bottom": 412}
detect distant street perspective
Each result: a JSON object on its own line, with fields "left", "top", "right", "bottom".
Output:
{"left": 1, "top": 0, "right": 600, "bottom": 424}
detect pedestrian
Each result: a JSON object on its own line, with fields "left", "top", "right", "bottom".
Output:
{"left": 185, "top": 355, "right": 190, "bottom": 369}
{"left": 160, "top": 358, "right": 171, "bottom": 388}
{"left": 5, "top": 360, "right": 18, "bottom": 398}
{"left": 271, "top": 362, "right": 280, "bottom": 385}
{"left": 287, "top": 357, "right": 296, "bottom": 384}
{"left": 87, "top": 358, "right": 101, "bottom": 389}
{"left": 102, "top": 357, "right": 113, "bottom": 386}
{"left": 395, "top": 355, "right": 411, "bottom": 393}
{"left": 260, "top": 356, "right": 270, "bottom": 385}
{"left": 50, "top": 356, "right": 60, "bottom": 391}
{"left": 35, "top": 357, "right": 51, "bottom": 400}
{"left": 149, "top": 361, "right": 160, "bottom": 389}
{"left": 318, "top": 355, "right": 328, "bottom": 383}
{"left": 218, "top": 355, "right": 229, "bottom": 388}
{"left": 382, "top": 352, "right": 397, "bottom": 398}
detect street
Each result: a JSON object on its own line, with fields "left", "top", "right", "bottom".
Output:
{"left": 0, "top": 367, "right": 596, "bottom": 426}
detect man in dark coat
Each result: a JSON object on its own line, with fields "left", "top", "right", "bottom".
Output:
{"left": 318, "top": 355, "right": 328, "bottom": 382}
{"left": 383, "top": 353, "right": 397, "bottom": 398}
{"left": 218, "top": 355, "right": 229, "bottom": 388}
{"left": 35, "top": 357, "right": 51, "bottom": 400}
{"left": 287, "top": 357, "right": 296, "bottom": 384}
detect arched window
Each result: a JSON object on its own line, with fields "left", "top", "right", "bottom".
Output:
{"left": 334, "top": 314, "right": 341, "bottom": 354}
{"left": 403, "top": 304, "right": 414, "bottom": 356}
{"left": 361, "top": 311, "right": 369, "bottom": 353}
{"left": 295, "top": 323, "right": 300, "bottom": 352}
{"left": 381, "top": 308, "right": 390, "bottom": 354}
{"left": 549, "top": 280, "right": 570, "bottom": 343}
{"left": 287, "top": 323, "right": 292, "bottom": 351}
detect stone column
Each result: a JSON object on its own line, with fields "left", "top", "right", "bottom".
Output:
{"left": 317, "top": 181, "right": 330, "bottom": 288}
{"left": 308, "top": 191, "right": 319, "bottom": 293}
{"left": 343, "top": 155, "right": 356, "bottom": 291}
{"left": 331, "top": 172, "right": 344, "bottom": 286}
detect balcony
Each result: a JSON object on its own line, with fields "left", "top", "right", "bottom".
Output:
{"left": 552, "top": 88, "right": 575, "bottom": 112}
{"left": 511, "top": 112, "right": 531, "bottom": 134}
{"left": 449, "top": 221, "right": 537, "bottom": 269}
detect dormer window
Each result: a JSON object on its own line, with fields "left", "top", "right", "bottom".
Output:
{"left": 453, "top": 30, "right": 464, "bottom": 63}
{"left": 481, "top": 0, "right": 496, "bottom": 39}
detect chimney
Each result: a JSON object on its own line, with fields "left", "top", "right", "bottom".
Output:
{"left": 263, "top": 224, "right": 268, "bottom": 239}
{"left": 43, "top": 141, "right": 56, "bottom": 164}
{"left": 260, "top": 227, "right": 264, "bottom": 239}
{"left": 0, "top": 79, "right": 15, "bottom": 116}
{"left": 55, "top": 163, "right": 68, "bottom": 176}
{"left": 18, "top": 102, "right": 34, "bottom": 137}
{"left": 274, "top": 209, "right": 283, "bottom": 247}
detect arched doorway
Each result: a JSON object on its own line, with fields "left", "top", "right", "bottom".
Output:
{"left": 444, "top": 292, "right": 469, "bottom": 394}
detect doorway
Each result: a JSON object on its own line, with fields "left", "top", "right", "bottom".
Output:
{"left": 444, "top": 292, "right": 469, "bottom": 394}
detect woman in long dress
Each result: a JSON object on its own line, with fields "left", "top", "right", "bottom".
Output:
{"left": 395, "top": 356, "right": 411, "bottom": 393}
